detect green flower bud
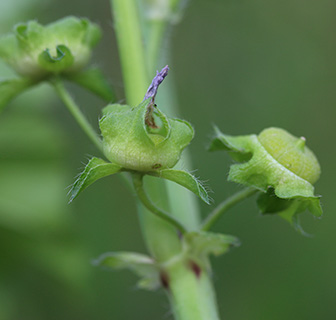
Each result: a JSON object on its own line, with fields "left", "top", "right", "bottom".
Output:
{"left": 99, "top": 99, "right": 194, "bottom": 172}
{"left": 209, "top": 126, "right": 322, "bottom": 232}
{"left": 0, "top": 16, "right": 101, "bottom": 78}
{"left": 258, "top": 128, "right": 321, "bottom": 184}
{"left": 68, "top": 66, "right": 210, "bottom": 205}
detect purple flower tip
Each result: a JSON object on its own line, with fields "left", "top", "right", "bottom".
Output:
{"left": 143, "top": 65, "right": 169, "bottom": 101}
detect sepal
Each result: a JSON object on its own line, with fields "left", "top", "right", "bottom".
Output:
{"left": 38, "top": 45, "right": 74, "bottom": 72}
{"left": 0, "top": 78, "right": 34, "bottom": 112}
{"left": 148, "top": 169, "right": 210, "bottom": 204}
{"left": 94, "top": 252, "right": 160, "bottom": 290}
{"left": 183, "top": 231, "right": 240, "bottom": 270}
{"left": 69, "top": 157, "right": 121, "bottom": 202}
{"left": 257, "top": 188, "right": 322, "bottom": 234}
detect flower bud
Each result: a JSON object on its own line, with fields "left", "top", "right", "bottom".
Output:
{"left": 258, "top": 127, "right": 320, "bottom": 184}
{"left": 99, "top": 99, "right": 194, "bottom": 172}
{"left": 209, "top": 126, "right": 322, "bottom": 230}
{"left": 0, "top": 16, "right": 101, "bottom": 79}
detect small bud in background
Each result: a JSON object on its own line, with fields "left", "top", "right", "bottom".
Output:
{"left": 0, "top": 16, "right": 101, "bottom": 79}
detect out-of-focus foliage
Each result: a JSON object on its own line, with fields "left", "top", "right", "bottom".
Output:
{"left": 0, "top": 0, "right": 335, "bottom": 319}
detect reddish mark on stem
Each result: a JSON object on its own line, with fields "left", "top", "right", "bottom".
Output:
{"left": 160, "top": 271, "right": 170, "bottom": 290}
{"left": 189, "top": 260, "right": 202, "bottom": 278}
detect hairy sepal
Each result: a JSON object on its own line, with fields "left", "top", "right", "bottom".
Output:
{"left": 148, "top": 169, "right": 210, "bottom": 204}
{"left": 69, "top": 157, "right": 121, "bottom": 202}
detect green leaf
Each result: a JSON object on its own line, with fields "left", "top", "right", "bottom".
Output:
{"left": 69, "top": 157, "right": 121, "bottom": 202}
{"left": 184, "top": 231, "right": 240, "bottom": 269}
{"left": 94, "top": 252, "right": 160, "bottom": 290}
{"left": 65, "top": 68, "right": 115, "bottom": 101}
{"left": 0, "top": 78, "right": 34, "bottom": 112}
{"left": 148, "top": 169, "right": 210, "bottom": 204}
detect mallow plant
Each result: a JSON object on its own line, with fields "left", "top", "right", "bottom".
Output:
{"left": 0, "top": 1, "right": 322, "bottom": 319}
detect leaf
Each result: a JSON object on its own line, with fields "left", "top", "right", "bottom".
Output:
{"left": 0, "top": 78, "right": 34, "bottom": 113}
{"left": 69, "top": 157, "right": 121, "bottom": 202}
{"left": 64, "top": 68, "right": 115, "bottom": 101}
{"left": 94, "top": 252, "right": 160, "bottom": 290}
{"left": 148, "top": 169, "right": 210, "bottom": 204}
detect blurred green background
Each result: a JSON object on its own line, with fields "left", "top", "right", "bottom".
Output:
{"left": 0, "top": 0, "right": 335, "bottom": 319}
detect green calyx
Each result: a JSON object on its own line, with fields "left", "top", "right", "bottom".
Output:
{"left": 69, "top": 101, "right": 210, "bottom": 205}
{"left": 100, "top": 98, "right": 194, "bottom": 172}
{"left": 209, "top": 126, "right": 322, "bottom": 231}
{"left": 258, "top": 128, "right": 321, "bottom": 184}
{"left": 0, "top": 16, "right": 101, "bottom": 78}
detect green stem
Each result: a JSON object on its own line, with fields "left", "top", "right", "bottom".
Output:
{"left": 111, "top": 0, "right": 148, "bottom": 105}
{"left": 132, "top": 173, "right": 187, "bottom": 234}
{"left": 147, "top": 20, "right": 166, "bottom": 73}
{"left": 111, "top": 1, "right": 220, "bottom": 320}
{"left": 201, "top": 188, "right": 258, "bottom": 231}
{"left": 111, "top": 0, "right": 182, "bottom": 262}
{"left": 168, "top": 260, "right": 220, "bottom": 320}
{"left": 145, "top": 0, "right": 184, "bottom": 74}
{"left": 51, "top": 78, "right": 103, "bottom": 152}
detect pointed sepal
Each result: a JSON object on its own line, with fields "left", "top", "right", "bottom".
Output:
{"left": 69, "top": 157, "right": 121, "bottom": 202}
{"left": 0, "top": 78, "right": 34, "bottom": 112}
{"left": 94, "top": 252, "right": 160, "bottom": 290}
{"left": 184, "top": 231, "right": 240, "bottom": 270}
{"left": 148, "top": 169, "right": 210, "bottom": 204}
{"left": 257, "top": 188, "right": 322, "bottom": 234}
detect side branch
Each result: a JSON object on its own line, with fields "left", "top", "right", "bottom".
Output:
{"left": 132, "top": 173, "right": 187, "bottom": 234}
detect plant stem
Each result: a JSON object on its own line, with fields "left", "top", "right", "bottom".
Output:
{"left": 201, "top": 188, "right": 258, "bottom": 231}
{"left": 111, "top": 0, "right": 185, "bottom": 262}
{"left": 111, "top": 1, "right": 221, "bottom": 319}
{"left": 147, "top": 20, "right": 166, "bottom": 73}
{"left": 132, "top": 173, "right": 187, "bottom": 234}
{"left": 111, "top": 0, "right": 149, "bottom": 105}
{"left": 52, "top": 78, "right": 103, "bottom": 152}
{"left": 168, "top": 260, "right": 220, "bottom": 320}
